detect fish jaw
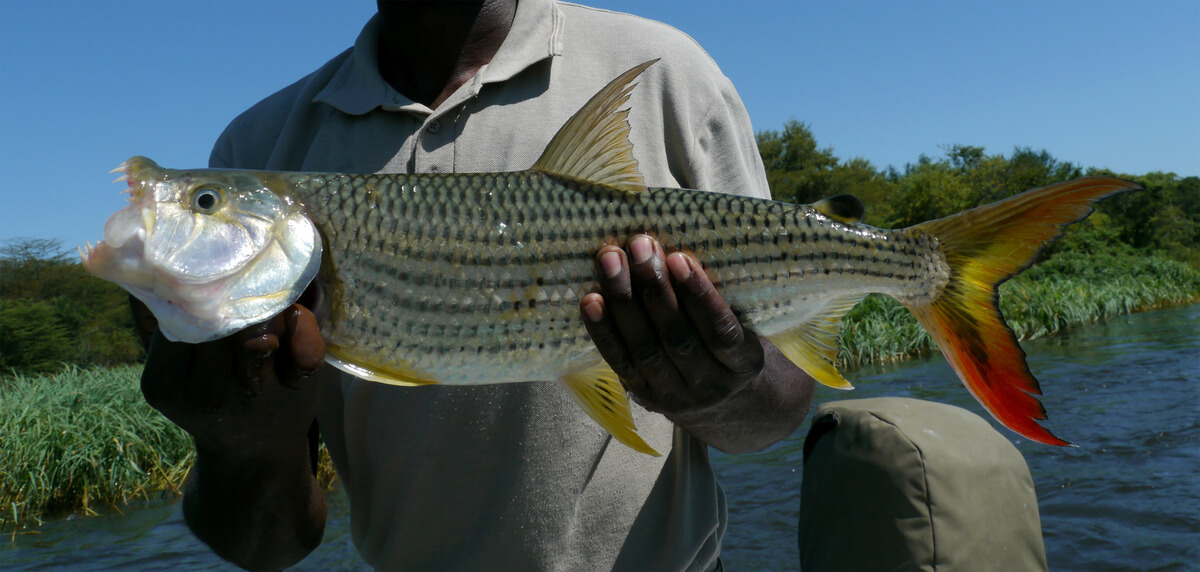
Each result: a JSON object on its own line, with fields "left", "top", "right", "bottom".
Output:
{"left": 82, "top": 157, "right": 323, "bottom": 343}
{"left": 81, "top": 158, "right": 162, "bottom": 288}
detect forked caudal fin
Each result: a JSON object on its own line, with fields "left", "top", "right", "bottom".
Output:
{"left": 906, "top": 176, "right": 1141, "bottom": 446}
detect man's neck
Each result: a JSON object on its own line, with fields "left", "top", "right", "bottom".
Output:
{"left": 376, "top": 0, "right": 518, "bottom": 109}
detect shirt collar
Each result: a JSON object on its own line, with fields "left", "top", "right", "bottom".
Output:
{"left": 313, "top": 0, "right": 563, "bottom": 116}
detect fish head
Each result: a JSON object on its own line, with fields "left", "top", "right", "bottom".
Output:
{"left": 82, "top": 156, "right": 322, "bottom": 343}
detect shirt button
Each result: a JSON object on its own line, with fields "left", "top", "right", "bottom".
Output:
{"left": 427, "top": 120, "right": 441, "bottom": 134}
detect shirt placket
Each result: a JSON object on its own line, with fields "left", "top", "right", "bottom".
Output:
{"left": 413, "top": 112, "right": 455, "bottom": 174}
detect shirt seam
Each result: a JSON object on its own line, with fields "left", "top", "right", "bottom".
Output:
{"left": 558, "top": 2, "right": 721, "bottom": 69}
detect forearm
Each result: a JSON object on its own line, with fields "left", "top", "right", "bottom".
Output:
{"left": 137, "top": 302, "right": 330, "bottom": 571}
{"left": 183, "top": 433, "right": 327, "bottom": 571}
{"left": 670, "top": 340, "right": 814, "bottom": 454}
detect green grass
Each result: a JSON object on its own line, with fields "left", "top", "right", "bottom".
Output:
{"left": 0, "top": 365, "right": 192, "bottom": 530}
{"left": 838, "top": 252, "right": 1200, "bottom": 367}
{"left": 1, "top": 365, "right": 339, "bottom": 530}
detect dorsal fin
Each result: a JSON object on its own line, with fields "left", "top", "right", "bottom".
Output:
{"left": 531, "top": 60, "right": 657, "bottom": 195}
{"left": 812, "top": 194, "right": 865, "bottom": 224}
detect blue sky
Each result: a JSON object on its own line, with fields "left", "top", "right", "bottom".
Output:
{"left": 1, "top": 0, "right": 1196, "bottom": 254}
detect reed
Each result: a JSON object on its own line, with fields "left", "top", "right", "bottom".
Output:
{"left": 0, "top": 365, "right": 191, "bottom": 530}
{"left": 0, "top": 365, "right": 339, "bottom": 529}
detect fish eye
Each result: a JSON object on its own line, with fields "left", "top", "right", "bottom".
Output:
{"left": 192, "top": 187, "right": 222, "bottom": 214}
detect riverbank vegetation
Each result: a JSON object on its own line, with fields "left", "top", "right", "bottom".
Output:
{"left": 2, "top": 123, "right": 1197, "bottom": 529}
{"left": 1, "top": 366, "right": 190, "bottom": 530}
{"left": 0, "top": 365, "right": 337, "bottom": 530}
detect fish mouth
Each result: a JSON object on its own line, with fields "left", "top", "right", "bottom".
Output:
{"left": 79, "top": 157, "right": 162, "bottom": 287}
{"left": 79, "top": 217, "right": 157, "bottom": 289}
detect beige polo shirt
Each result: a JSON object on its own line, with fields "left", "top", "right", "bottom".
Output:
{"left": 211, "top": 1, "right": 770, "bottom": 569}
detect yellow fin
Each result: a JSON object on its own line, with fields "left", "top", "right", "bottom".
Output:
{"left": 905, "top": 176, "right": 1139, "bottom": 446}
{"left": 766, "top": 295, "right": 864, "bottom": 390}
{"left": 531, "top": 60, "right": 656, "bottom": 195}
{"left": 560, "top": 362, "right": 660, "bottom": 456}
{"left": 811, "top": 194, "right": 865, "bottom": 224}
{"left": 325, "top": 344, "right": 440, "bottom": 386}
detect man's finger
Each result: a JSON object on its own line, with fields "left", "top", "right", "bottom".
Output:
{"left": 627, "top": 238, "right": 728, "bottom": 392}
{"left": 288, "top": 305, "right": 326, "bottom": 373}
{"left": 612, "top": 237, "right": 691, "bottom": 408}
{"left": 580, "top": 293, "right": 639, "bottom": 391}
{"left": 282, "top": 304, "right": 326, "bottom": 388}
{"left": 667, "top": 252, "right": 764, "bottom": 377}
{"left": 234, "top": 315, "right": 286, "bottom": 394}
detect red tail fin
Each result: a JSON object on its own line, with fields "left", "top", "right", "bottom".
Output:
{"left": 906, "top": 177, "right": 1140, "bottom": 445}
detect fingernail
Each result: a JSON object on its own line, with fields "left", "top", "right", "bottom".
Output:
{"left": 666, "top": 253, "right": 692, "bottom": 281}
{"left": 630, "top": 236, "right": 654, "bottom": 264}
{"left": 583, "top": 299, "right": 605, "bottom": 322}
{"left": 600, "top": 250, "right": 623, "bottom": 278}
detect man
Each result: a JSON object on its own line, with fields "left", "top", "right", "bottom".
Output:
{"left": 140, "top": 1, "right": 814, "bottom": 569}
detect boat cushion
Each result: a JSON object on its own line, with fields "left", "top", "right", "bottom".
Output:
{"left": 798, "top": 397, "right": 1047, "bottom": 571}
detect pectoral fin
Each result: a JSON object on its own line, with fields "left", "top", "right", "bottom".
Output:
{"left": 325, "top": 344, "right": 440, "bottom": 386}
{"left": 561, "top": 362, "right": 660, "bottom": 456}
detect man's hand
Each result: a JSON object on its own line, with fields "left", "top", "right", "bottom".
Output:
{"left": 581, "top": 235, "right": 815, "bottom": 453}
{"left": 141, "top": 302, "right": 325, "bottom": 457}
{"left": 135, "top": 297, "right": 328, "bottom": 570}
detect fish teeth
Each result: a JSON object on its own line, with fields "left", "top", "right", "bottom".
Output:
{"left": 113, "top": 174, "right": 131, "bottom": 184}
{"left": 109, "top": 162, "right": 129, "bottom": 174}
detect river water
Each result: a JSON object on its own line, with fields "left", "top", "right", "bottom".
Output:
{"left": 3, "top": 305, "right": 1197, "bottom": 570}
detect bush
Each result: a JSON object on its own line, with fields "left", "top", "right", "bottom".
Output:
{"left": 0, "top": 239, "right": 143, "bottom": 375}
{"left": 0, "top": 300, "right": 73, "bottom": 374}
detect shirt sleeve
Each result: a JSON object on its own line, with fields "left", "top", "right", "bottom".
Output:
{"left": 209, "top": 130, "right": 234, "bottom": 169}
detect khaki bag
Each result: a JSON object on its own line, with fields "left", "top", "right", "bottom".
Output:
{"left": 799, "top": 398, "right": 1048, "bottom": 571}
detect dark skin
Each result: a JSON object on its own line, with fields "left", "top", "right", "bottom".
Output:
{"left": 376, "top": 0, "right": 516, "bottom": 109}
{"left": 140, "top": 1, "right": 814, "bottom": 568}
{"left": 581, "top": 236, "right": 814, "bottom": 453}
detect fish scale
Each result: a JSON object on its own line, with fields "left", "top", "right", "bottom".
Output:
{"left": 285, "top": 169, "right": 948, "bottom": 386}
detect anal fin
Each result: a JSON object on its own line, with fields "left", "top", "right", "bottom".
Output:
{"left": 561, "top": 362, "right": 660, "bottom": 456}
{"left": 766, "top": 294, "right": 864, "bottom": 390}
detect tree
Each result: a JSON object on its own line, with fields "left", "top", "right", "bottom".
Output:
{"left": 0, "top": 237, "right": 143, "bottom": 374}
{"left": 756, "top": 120, "right": 839, "bottom": 204}
{"left": 0, "top": 300, "right": 73, "bottom": 374}
{"left": 0, "top": 238, "right": 73, "bottom": 299}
